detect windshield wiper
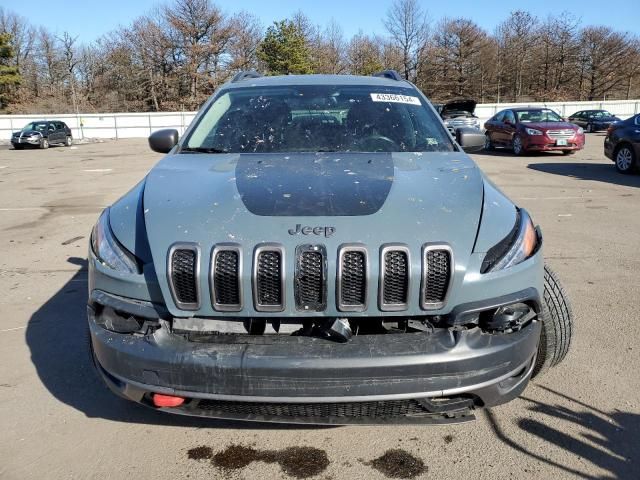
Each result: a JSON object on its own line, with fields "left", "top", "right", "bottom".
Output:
{"left": 181, "top": 146, "right": 228, "bottom": 154}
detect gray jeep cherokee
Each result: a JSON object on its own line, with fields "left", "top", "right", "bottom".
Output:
{"left": 88, "top": 71, "right": 573, "bottom": 425}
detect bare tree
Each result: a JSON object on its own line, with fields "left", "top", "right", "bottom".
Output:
{"left": 383, "top": 0, "right": 429, "bottom": 81}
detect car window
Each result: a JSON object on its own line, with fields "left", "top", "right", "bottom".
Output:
{"left": 184, "top": 85, "right": 456, "bottom": 153}
{"left": 493, "top": 111, "right": 505, "bottom": 122}
{"left": 515, "top": 109, "right": 563, "bottom": 123}
{"left": 592, "top": 111, "right": 613, "bottom": 118}
{"left": 503, "top": 111, "right": 515, "bottom": 124}
{"left": 21, "top": 122, "right": 48, "bottom": 132}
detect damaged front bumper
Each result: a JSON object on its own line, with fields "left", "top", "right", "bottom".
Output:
{"left": 88, "top": 289, "right": 542, "bottom": 425}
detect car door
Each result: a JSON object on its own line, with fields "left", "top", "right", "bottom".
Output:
{"left": 500, "top": 110, "right": 517, "bottom": 145}
{"left": 569, "top": 111, "right": 582, "bottom": 126}
{"left": 486, "top": 111, "right": 505, "bottom": 144}
{"left": 54, "top": 122, "right": 65, "bottom": 143}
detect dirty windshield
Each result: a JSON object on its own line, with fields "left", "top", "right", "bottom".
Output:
{"left": 184, "top": 85, "right": 455, "bottom": 153}
{"left": 516, "top": 109, "right": 563, "bottom": 122}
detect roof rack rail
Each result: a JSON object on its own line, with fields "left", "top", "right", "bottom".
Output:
{"left": 231, "top": 70, "right": 262, "bottom": 83}
{"left": 372, "top": 70, "right": 403, "bottom": 81}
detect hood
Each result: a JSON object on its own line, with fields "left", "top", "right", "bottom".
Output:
{"left": 13, "top": 130, "right": 41, "bottom": 136}
{"left": 520, "top": 121, "right": 579, "bottom": 131}
{"left": 440, "top": 99, "right": 477, "bottom": 117}
{"left": 141, "top": 151, "right": 484, "bottom": 317}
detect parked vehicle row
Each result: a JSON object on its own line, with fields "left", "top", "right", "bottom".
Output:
{"left": 10, "top": 121, "right": 73, "bottom": 149}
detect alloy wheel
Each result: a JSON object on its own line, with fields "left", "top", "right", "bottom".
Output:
{"left": 616, "top": 147, "right": 633, "bottom": 172}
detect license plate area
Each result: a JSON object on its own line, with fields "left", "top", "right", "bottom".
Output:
{"left": 556, "top": 139, "right": 568, "bottom": 146}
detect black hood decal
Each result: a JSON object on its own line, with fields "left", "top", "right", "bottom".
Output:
{"left": 236, "top": 153, "right": 394, "bottom": 216}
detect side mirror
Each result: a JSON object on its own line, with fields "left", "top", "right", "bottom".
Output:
{"left": 148, "top": 129, "right": 179, "bottom": 154}
{"left": 456, "top": 127, "right": 485, "bottom": 153}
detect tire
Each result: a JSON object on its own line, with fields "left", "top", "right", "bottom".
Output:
{"left": 586, "top": 123, "right": 593, "bottom": 133}
{"left": 484, "top": 133, "right": 494, "bottom": 151}
{"left": 532, "top": 265, "right": 574, "bottom": 378}
{"left": 562, "top": 150, "right": 576, "bottom": 156}
{"left": 65, "top": 136, "right": 73, "bottom": 147}
{"left": 512, "top": 135, "right": 525, "bottom": 155}
{"left": 614, "top": 144, "right": 636, "bottom": 174}
{"left": 40, "top": 138, "right": 49, "bottom": 149}
{"left": 13, "top": 144, "right": 23, "bottom": 150}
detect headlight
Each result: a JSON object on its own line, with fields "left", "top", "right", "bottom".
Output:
{"left": 481, "top": 209, "right": 539, "bottom": 273}
{"left": 91, "top": 209, "right": 139, "bottom": 273}
{"left": 577, "top": 127, "right": 584, "bottom": 134}
{"left": 525, "top": 128, "right": 543, "bottom": 136}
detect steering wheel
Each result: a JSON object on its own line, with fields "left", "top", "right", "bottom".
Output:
{"left": 357, "top": 135, "right": 398, "bottom": 152}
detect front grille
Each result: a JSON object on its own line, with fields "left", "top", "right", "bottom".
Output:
{"left": 211, "top": 246, "right": 241, "bottom": 311}
{"left": 338, "top": 247, "right": 367, "bottom": 311}
{"left": 421, "top": 246, "right": 452, "bottom": 309}
{"left": 547, "top": 129, "right": 575, "bottom": 139}
{"left": 295, "top": 246, "right": 326, "bottom": 311}
{"left": 169, "top": 245, "right": 199, "bottom": 310}
{"left": 380, "top": 246, "right": 410, "bottom": 311}
{"left": 254, "top": 246, "right": 284, "bottom": 311}
{"left": 197, "top": 399, "right": 429, "bottom": 418}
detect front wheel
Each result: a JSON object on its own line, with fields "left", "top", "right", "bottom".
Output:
{"left": 532, "top": 265, "right": 574, "bottom": 378}
{"left": 586, "top": 123, "right": 593, "bottom": 133}
{"left": 562, "top": 150, "right": 576, "bottom": 156}
{"left": 484, "top": 133, "right": 494, "bottom": 151}
{"left": 40, "top": 138, "right": 49, "bottom": 149}
{"left": 512, "top": 135, "right": 525, "bottom": 155}
{"left": 65, "top": 136, "right": 73, "bottom": 147}
{"left": 615, "top": 145, "right": 636, "bottom": 174}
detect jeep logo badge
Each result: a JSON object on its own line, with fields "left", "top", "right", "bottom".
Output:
{"left": 288, "top": 224, "right": 336, "bottom": 238}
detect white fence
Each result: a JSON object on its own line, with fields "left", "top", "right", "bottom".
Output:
{"left": 1, "top": 99, "right": 639, "bottom": 140}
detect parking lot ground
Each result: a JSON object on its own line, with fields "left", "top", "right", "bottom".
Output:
{"left": 0, "top": 135, "right": 639, "bottom": 479}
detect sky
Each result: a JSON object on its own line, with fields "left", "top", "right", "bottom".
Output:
{"left": 1, "top": 0, "right": 639, "bottom": 43}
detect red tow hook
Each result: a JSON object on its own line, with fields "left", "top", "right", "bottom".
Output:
{"left": 152, "top": 393, "right": 185, "bottom": 408}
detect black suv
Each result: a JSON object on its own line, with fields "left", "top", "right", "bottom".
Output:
{"left": 11, "top": 121, "right": 73, "bottom": 149}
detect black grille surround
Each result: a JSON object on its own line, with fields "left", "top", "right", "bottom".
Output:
{"left": 186, "top": 397, "right": 475, "bottom": 425}
{"left": 253, "top": 244, "right": 285, "bottom": 312}
{"left": 294, "top": 245, "right": 327, "bottom": 311}
{"left": 421, "top": 244, "right": 453, "bottom": 310}
{"left": 168, "top": 243, "right": 200, "bottom": 310}
{"left": 379, "top": 245, "right": 411, "bottom": 311}
{"left": 210, "top": 244, "right": 242, "bottom": 312}
{"left": 337, "top": 245, "right": 368, "bottom": 312}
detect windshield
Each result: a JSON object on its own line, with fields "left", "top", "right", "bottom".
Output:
{"left": 516, "top": 110, "right": 563, "bottom": 123}
{"left": 184, "top": 85, "right": 455, "bottom": 153}
{"left": 22, "top": 122, "right": 48, "bottom": 132}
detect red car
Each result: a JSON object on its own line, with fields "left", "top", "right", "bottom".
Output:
{"left": 484, "top": 108, "right": 585, "bottom": 155}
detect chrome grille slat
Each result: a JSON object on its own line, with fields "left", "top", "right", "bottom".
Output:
{"left": 337, "top": 245, "right": 368, "bottom": 312}
{"left": 547, "top": 129, "right": 575, "bottom": 139}
{"left": 379, "top": 245, "right": 410, "bottom": 311}
{"left": 253, "top": 244, "right": 285, "bottom": 312}
{"left": 421, "top": 245, "right": 453, "bottom": 310}
{"left": 294, "top": 245, "right": 327, "bottom": 311}
{"left": 210, "top": 244, "right": 242, "bottom": 312}
{"left": 168, "top": 243, "right": 200, "bottom": 311}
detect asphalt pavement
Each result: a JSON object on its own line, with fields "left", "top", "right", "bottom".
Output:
{"left": 0, "top": 135, "right": 638, "bottom": 479}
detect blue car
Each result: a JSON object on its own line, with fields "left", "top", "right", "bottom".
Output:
{"left": 87, "top": 70, "right": 574, "bottom": 425}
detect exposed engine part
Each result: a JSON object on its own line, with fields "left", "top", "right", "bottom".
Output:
{"left": 243, "top": 318, "right": 267, "bottom": 335}
{"left": 480, "top": 303, "right": 535, "bottom": 333}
